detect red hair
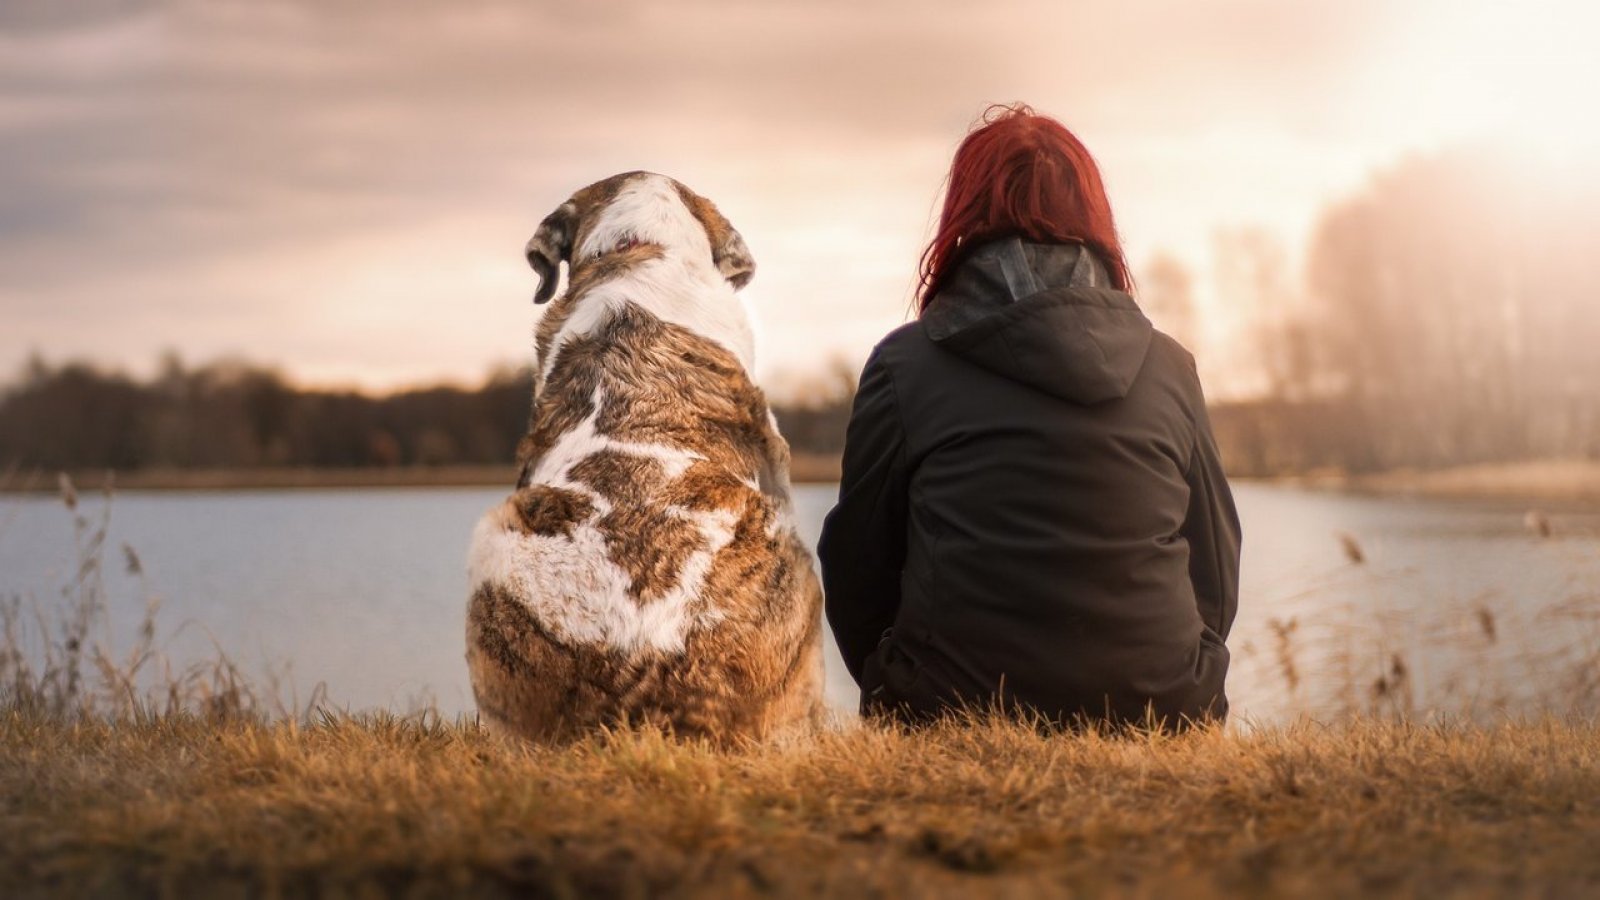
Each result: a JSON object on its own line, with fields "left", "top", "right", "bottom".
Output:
{"left": 918, "top": 103, "right": 1131, "bottom": 311}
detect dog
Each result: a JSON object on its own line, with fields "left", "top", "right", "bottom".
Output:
{"left": 465, "top": 172, "right": 825, "bottom": 743}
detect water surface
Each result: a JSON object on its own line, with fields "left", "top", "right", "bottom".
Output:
{"left": 2, "top": 482, "right": 1597, "bottom": 722}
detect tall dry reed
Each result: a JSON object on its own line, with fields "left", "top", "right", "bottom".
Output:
{"left": 0, "top": 474, "right": 324, "bottom": 723}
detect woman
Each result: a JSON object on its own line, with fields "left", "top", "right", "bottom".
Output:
{"left": 818, "top": 104, "right": 1240, "bottom": 729}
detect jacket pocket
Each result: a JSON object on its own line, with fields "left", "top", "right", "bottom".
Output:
{"left": 862, "top": 632, "right": 946, "bottom": 723}
{"left": 859, "top": 630, "right": 892, "bottom": 717}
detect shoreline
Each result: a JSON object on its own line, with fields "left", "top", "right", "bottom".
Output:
{"left": 0, "top": 453, "right": 845, "bottom": 493}
{"left": 1264, "top": 458, "right": 1600, "bottom": 510}
{"left": 5, "top": 457, "right": 1598, "bottom": 507}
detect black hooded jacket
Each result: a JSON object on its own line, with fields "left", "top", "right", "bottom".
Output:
{"left": 818, "top": 238, "right": 1241, "bottom": 726}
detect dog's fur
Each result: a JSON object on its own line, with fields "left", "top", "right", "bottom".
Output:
{"left": 466, "top": 172, "right": 824, "bottom": 743}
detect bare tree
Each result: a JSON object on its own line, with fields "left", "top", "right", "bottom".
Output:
{"left": 1139, "top": 251, "right": 1199, "bottom": 353}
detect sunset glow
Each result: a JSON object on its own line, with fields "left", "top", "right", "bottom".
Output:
{"left": 2, "top": 0, "right": 1596, "bottom": 398}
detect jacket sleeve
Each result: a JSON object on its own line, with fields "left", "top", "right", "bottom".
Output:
{"left": 818, "top": 346, "right": 912, "bottom": 685}
{"left": 1182, "top": 398, "right": 1242, "bottom": 639}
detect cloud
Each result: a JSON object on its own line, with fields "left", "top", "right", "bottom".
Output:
{"left": 4, "top": 0, "right": 1564, "bottom": 390}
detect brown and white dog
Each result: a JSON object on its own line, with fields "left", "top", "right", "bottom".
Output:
{"left": 466, "top": 172, "right": 824, "bottom": 743}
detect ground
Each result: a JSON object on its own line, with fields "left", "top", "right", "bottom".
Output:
{"left": 3, "top": 711, "right": 1598, "bottom": 898}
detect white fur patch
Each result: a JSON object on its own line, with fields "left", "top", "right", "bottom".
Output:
{"left": 539, "top": 175, "right": 756, "bottom": 385}
{"left": 467, "top": 387, "right": 739, "bottom": 654}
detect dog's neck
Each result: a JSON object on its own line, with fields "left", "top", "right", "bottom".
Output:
{"left": 536, "top": 251, "right": 756, "bottom": 394}
{"left": 583, "top": 236, "right": 647, "bottom": 261}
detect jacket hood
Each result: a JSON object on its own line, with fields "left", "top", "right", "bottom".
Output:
{"left": 921, "top": 238, "right": 1153, "bottom": 404}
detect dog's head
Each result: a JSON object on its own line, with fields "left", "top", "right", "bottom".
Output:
{"left": 525, "top": 172, "right": 754, "bottom": 305}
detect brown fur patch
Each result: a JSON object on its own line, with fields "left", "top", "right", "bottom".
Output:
{"left": 672, "top": 183, "right": 732, "bottom": 248}
{"left": 510, "top": 484, "right": 595, "bottom": 538}
{"left": 672, "top": 181, "right": 753, "bottom": 287}
{"left": 566, "top": 243, "right": 665, "bottom": 298}
{"left": 659, "top": 459, "right": 752, "bottom": 513}
{"left": 568, "top": 449, "right": 707, "bottom": 603}
{"left": 567, "top": 448, "right": 665, "bottom": 503}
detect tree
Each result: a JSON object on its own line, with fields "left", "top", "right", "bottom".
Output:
{"left": 1300, "top": 145, "right": 1600, "bottom": 467}
{"left": 1138, "top": 252, "right": 1199, "bottom": 353}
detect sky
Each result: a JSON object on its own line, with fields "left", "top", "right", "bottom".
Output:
{"left": 3, "top": 0, "right": 1598, "bottom": 398}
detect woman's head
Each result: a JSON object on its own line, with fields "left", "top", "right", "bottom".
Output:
{"left": 918, "top": 103, "right": 1130, "bottom": 310}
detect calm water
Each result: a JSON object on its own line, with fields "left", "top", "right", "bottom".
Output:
{"left": 2, "top": 483, "right": 1598, "bottom": 722}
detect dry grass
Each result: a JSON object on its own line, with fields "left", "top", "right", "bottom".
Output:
{"left": 1, "top": 476, "right": 312, "bottom": 724}
{"left": 1227, "top": 518, "right": 1600, "bottom": 723}
{"left": 2, "top": 711, "right": 1598, "bottom": 898}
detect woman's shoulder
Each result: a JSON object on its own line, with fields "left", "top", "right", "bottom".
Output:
{"left": 878, "top": 321, "right": 926, "bottom": 349}
{"left": 1141, "top": 329, "right": 1212, "bottom": 419}
{"left": 1146, "top": 328, "right": 1198, "bottom": 374}
{"left": 863, "top": 321, "right": 933, "bottom": 371}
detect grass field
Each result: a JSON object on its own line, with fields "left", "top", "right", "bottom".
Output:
{"left": 2, "top": 710, "right": 1598, "bottom": 898}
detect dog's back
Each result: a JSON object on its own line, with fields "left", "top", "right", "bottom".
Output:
{"left": 466, "top": 173, "right": 823, "bottom": 742}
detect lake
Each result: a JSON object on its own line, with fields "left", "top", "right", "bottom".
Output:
{"left": 3, "top": 482, "right": 1598, "bottom": 723}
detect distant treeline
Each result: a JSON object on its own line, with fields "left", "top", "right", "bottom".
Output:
{"left": 0, "top": 355, "right": 853, "bottom": 472}
{"left": 1195, "top": 146, "right": 1600, "bottom": 475}
{"left": 6, "top": 147, "right": 1598, "bottom": 478}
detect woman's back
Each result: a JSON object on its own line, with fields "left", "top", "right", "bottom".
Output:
{"left": 819, "top": 239, "right": 1239, "bottom": 726}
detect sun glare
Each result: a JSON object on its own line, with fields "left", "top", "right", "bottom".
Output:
{"left": 1396, "top": 0, "right": 1600, "bottom": 162}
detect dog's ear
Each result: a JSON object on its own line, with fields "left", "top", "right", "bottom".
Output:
{"left": 714, "top": 229, "right": 755, "bottom": 291}
{"left": 526, "top": 201, "right": 578, "bottom": 305}
{"left": 675, "top": 184, "right": 755, "bottom": 290}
